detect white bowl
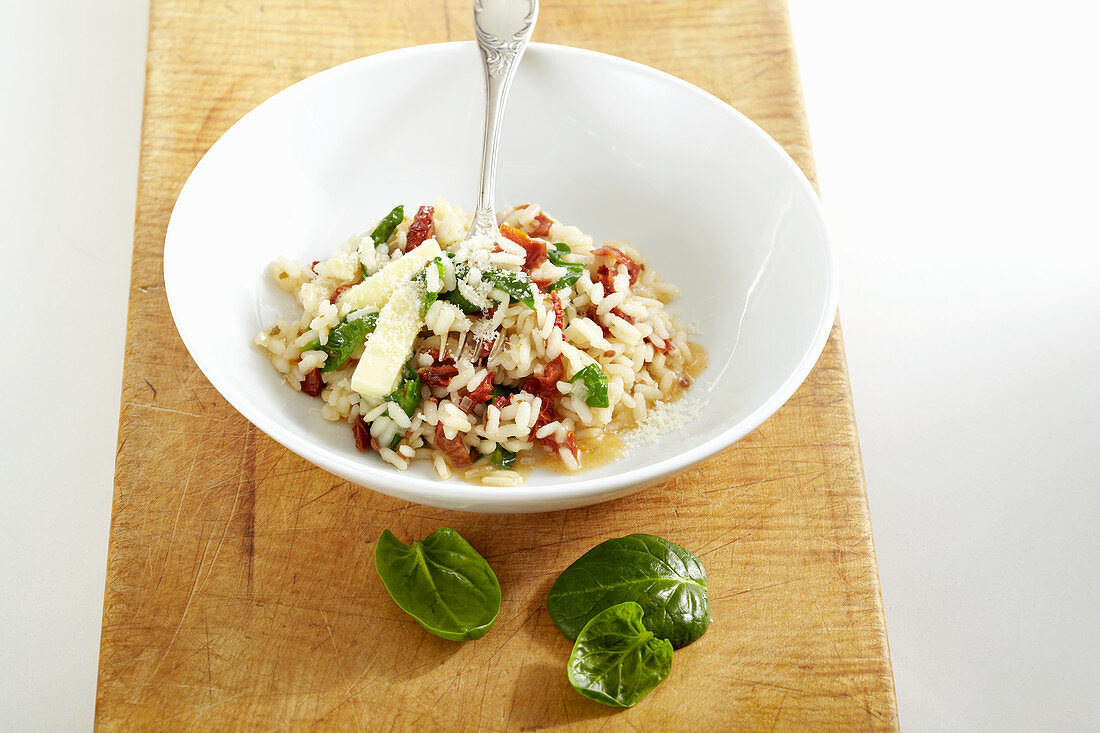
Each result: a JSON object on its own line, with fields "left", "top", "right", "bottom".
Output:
{"left": 164, "top": 42, "right": 836, "bottom": 513}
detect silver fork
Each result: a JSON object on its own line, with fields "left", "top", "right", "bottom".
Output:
{"left": 466, "top": 0, "right": 539, "bottom": 240}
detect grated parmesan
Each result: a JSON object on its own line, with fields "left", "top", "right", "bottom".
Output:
{"left": 620, "top": 397, "right": 704, "bottom": 449}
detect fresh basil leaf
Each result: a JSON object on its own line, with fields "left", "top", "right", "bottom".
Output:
{"left": 569, "top": 363, "right": 610, "bottom": 408}
{"left": 482, "top": 269, "right": 535, "bottom": 309}
{"left": 302, "top": 310, "right": 379, "bottom": 372}
{"left": 360, "top": 261, "right": 368, "bottom": 279}
{"left": 374, "top": 528, "right": 501, "bottom": 641}
{"left": 567, "top": 601, "right": 673, "bottom": 708}
{"left": 548, "top": 533, "right": 709, "bottom": 649}
{"left": 491, "top": 445, "right": 516, "bottom": 470}
{"left": 371, "top": 205, "right": 404, "bottom": 247}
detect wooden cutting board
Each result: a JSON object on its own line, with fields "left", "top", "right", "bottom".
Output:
{"left": 96, "top": 0, "right": 898, "bottom": 729}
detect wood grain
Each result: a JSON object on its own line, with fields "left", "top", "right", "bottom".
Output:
{"left": 96, "top": 0, "right": 898, "bottom": 729}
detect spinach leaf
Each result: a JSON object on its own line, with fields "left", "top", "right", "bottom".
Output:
{"left": 569, "top": 363, "right": 610, "bottom": 408}
{"left": 482, "top": 269, "right": 535, "bottom": 309}
{"left": 371, "top": 204, "right": 404, "bottom": 247}
{"left": 490, "top": 384, "right": 517, "bottom": 400}
{"left": 547, "top": 533, "right": 709, "bottom": 649}
{"left": 302, "top": 310, "right": 378, "bottom": 372}
{"left": 440, "top": 260, "right": 483, "bottom": 313}
{"left": 491, "top": 445, "right": 516, "bottom": 470}
{"left": 380, "top": 361, "right": 421, "bottom": 448}
{"left": 546, "top": 242, "right": 585, "bottom": 291}
{"left": 374, "top": 527, "right": 500, "bottom": 641}
{"left": 567, "top": 601, "right": 673, "bottom": 708}
{"left": 412, "top": 258, "right": 448, "bottom": 317}
{"left": 443, "top": 256, "right": 535, "bottom": 311}
{"left": 386, "top": 363, "right": 421, "bottom": 419}
{"left": 442, "top": 288, "right": 484, "bottom": 314}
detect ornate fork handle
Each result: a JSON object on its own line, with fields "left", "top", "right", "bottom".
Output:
{"left": 467, "top": 0, "right": 539, "bottom": 239}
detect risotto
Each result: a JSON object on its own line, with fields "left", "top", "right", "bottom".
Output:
{"left": 254, "top": 198, "right": 702, "bottom": 485}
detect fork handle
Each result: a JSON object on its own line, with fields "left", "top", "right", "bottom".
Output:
{"left": 468, "top": 0, "right": 539, "bottom": 238}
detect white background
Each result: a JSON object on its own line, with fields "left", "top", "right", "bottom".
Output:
{"left": 1, "top": 1, "right": 1097, "bottom": 729}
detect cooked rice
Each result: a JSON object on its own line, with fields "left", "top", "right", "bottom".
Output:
{"left": 254, "top": 198, "right": 699, "bottom": 484}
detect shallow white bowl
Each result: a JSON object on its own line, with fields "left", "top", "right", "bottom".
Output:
{"left": 164, "top": 42, "right": 836, "bottom": 513}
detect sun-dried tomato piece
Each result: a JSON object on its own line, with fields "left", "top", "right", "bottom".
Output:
{"left": 583, "top": 306, "right": 612, "bottom": 337}
{"left": 352, "top": 418, "right": 371, "bottom": 451}
{"left": 311, "top": 260, "right": 321, "bottom": 274}
{"left": 301, "top": 369, "right": 324, "bottom": 396}
{"left": 405, "top": 205, "right": 435, "bottom": 251}
{"left": 500, "top": 224, "right": 547, "bottom": 271}
{"left": 532, "top": 278, "right": 552, "bottom": 291}
{"left": 531, "top": 397, "right": 557, "bottom": 435}
{"left": 592, "top": 245, "right": 643, "bottom": 284}
{"left": 466, "top": 372, "right": 495, "bottom": 404}
{"left": 531, "top": 400, "right": 566, "bottom": 452}
{"left": 419, "top": 363, "right": 459, "bottom": 388}
{"left": 476, "top": 337, "right": 496, "bottom": 361}
{"left": 523, "top": 355, "right": 564, "bottom": 397}
{"left": 563, "top": 430, "right": 579, "bottom": 459}
{"left": 491, "top": 394, "right": 511, "bottom": 412}
{"left": 329, "top": 284, "right": 350, "bottom": 303}
{"left": 434, "top": 422, "right": 472, "bottom": 467}
{"left": 610, "top": 306, "right": 634, "bottom": 324}
{"left": 529, "top": 212, "right": 554, "bottom": 238}
{"left": 549, "top": 291, "right": 564, "bottom": 331}
{"left": 596, "top": 265, "right": 616, "bottom": 295}
{"left": 647, "top": 336, "right": 675, "bottom": 354}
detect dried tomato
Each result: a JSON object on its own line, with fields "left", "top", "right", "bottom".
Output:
{"left": 529, "top": 212, "right": 554, "bottom": 238}
{"left": 329, "top": 284, "right": 349, "bottom": 303}
{"left": 300, "top": 369, "right": 323, "bottom": 397}
{"left": 523, "top": 355, "right": 564, "bottom": 397}
{"left": 563, "top": 430, "right": 579, "bottom": 459}
{"left": 352, "top": 418, "right": 371, "bottom": 451}
{"left": 405, "top": 204, "right": 435, "bottom": 251}
{"left": 500, "top": 224, "right": 547, "bottom": 271}
{"left": 596, "top": 265, "right": 616, "bottom": 295}
{"left": 647, "top": 336, "right": 674, "bottom": 354}
{"left": 531, "top": 400, "right": 569, "bottom": 453}
{"left": 434, "top": 422, "right": 472, "bottom": 467}
{"left": 532, "top": 396, "right": 558, "bottom": 435}
{"left": 311, "top": 260, "right": 321, "bottom": 274}
{"left": 584, "top": 306, "right": 612, "bottom": 337}
{"left": 550, "top": 290, "right": 564, "bottom": 330}
{"left": 610, "top": 306, "right": 634, "bottom": 324}
{"left": 592, "top": 245, "right": 643, "bottom": 284}
{"left": 491, "top": 395, "right": 511, "bottom": 412}
{"left": 466, "top": 372, "right": 495, "bottom": 404}
{"left": 532, "top": 278, "right": 552, "bottom": 291}
{"left": 477, "top": 337, "right": 496, "bottom": 360}
{"left": 418, "top": 363, "right": 459, "bottom": 388}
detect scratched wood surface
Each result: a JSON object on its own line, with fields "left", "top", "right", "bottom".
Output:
{"left": 96, "top": 0, "right": 898, "bottom": 729}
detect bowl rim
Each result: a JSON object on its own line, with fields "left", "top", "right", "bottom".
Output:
{"left": 165, "top": 40, "right": 838, "bottom": 509}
